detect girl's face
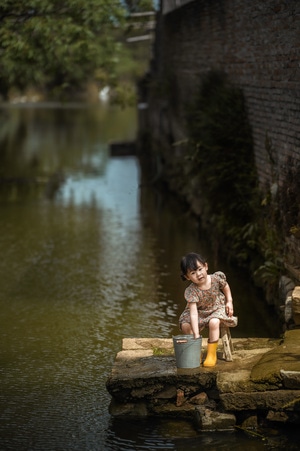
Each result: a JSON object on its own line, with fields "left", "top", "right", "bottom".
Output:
{"left": 185, "top": 261, "right": 208, "bottom": 284}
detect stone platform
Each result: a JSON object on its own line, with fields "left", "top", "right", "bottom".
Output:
{"left": 106, "top": 330, "right": 300, "bottom": 430}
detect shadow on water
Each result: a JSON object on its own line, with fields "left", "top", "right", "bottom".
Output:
{"left": 106, "top": 416, "right": 299, "bottom": 451}
{"left": 0, "top": 104, "right": 289, "bottom": 451}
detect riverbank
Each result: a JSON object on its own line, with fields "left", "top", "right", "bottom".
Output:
{"left": 106, "top": 329, "right": 300, "bottom": 431}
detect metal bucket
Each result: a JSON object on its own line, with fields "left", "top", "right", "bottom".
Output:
{"left": 172, "top": 334, "right": 202, "bottom": 369}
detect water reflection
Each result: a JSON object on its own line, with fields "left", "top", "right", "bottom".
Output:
{"left": 0, "top": 104, "right": 286, "bottom": 451}
{"left": 106, "top": 416, "right": 298, "bottom": 451}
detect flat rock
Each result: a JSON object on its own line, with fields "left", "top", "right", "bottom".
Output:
{"left": 250, "top": 330, "right": 300, "bottom": 385}
{"left": 280, "top": 370, "right": 300, "bottom": 389}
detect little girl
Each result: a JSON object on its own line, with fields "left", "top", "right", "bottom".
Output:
{"left": 179, "top": 252, "right": 238, "bottom": 367}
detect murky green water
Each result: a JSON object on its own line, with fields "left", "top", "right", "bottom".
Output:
{"left": 0, "top": 104, "right": 294, "bottom": 450}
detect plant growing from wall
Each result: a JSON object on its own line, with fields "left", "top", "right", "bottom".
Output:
{"left": 185, "top": 71, "right": 259, "bottom": 264}
{"left": 229, "top": 142, "right": 299, "bottom": 305}
{"left": 250, "top": 134, "right": 283, "bottom": 301}
{"left": 279, "top": 157, "right": 300, "bottom": 237}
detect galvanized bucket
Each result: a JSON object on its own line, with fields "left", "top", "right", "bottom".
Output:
{"left": 172, "top": 334, "right": 202, "bottom": 369}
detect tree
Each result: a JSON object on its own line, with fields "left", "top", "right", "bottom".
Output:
{"left": 123, "top": 0, "right": 155, "bottom": 13}
{"left": 0, "top": 0, "right": 127, "bottom": 98}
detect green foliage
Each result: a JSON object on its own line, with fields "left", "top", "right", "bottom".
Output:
{"left": 114, "top": 40, "right": 151, "bottom": 82}
{"left": 250, "top": 154, "right": 300, "bottom": 302}
{"left": 252, "top": 219, "right": 283, "bottom": 291}
{"left": 185, "top": 71, "right": 258, "bottom": 257}
{"left": 231, "top": 139, "right": 285, "bottom": 301}
{"left": 254, "top": 257, "right": 283, "bottom": 285}
{"left": 152, "top": 346, "right": 173, "bottom": 356}
{"left": 0, "top": 0, "right": 127, "bottom": 97}
{"left": 124, "top": 0, "right": 155, "bottom": 13}
{"left": 279, "top": 157, "right": 300, "bottom": 235}
{"left": 111, "top": 82, "right": 136, "bottom": 107}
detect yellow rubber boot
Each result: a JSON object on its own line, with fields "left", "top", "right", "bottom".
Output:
{"left": 203, "top": 341, "right": 218, "bottom": 367}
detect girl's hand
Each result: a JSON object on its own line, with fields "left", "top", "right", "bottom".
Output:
{"left": 225, "top": 301, "right": 233, "bottom": 317}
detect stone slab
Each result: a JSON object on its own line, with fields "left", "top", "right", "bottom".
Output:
{"left": 195, "top": 406, "right": 236, "bottom": 431}
{"left": 106, "top": 334, "right": 300, "bottom": 423}
{"left": 116, "top": 349, "right": 153, "bottom": 360}
{"left": 106, "top": 337, "right": 280, "bottom": 403}
{"left": 280, "top": 370, "right": 300, "bottom": 389}
{"left": 220, "top": 389, "right": 300, "bottom": 411}
{"left": 122, "top": 337, "right": 174, "bottom": 351}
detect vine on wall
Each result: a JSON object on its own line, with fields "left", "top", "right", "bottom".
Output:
{"left": 183, "top": 71, "right": 291, "bottom": 304}
{"left": 184, "top": 71, "right": 259, "bottom": 264}
{"left": 139, "top": 69, "right": 296, "bottom": 306}
{"left": 279, "top": 157, "right": 300, "bottom": 237}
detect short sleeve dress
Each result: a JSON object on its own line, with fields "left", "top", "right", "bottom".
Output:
{"left": 179, "top": 271, "right": 238, "bottom": 330}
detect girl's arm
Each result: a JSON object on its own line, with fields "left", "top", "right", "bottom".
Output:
{"left": 189, "top": 302, "right": 200, "bottom": 338}
{"left": 223, "top": 283, "right": 234, "bottom": 317}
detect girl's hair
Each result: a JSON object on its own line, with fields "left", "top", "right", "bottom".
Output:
{"left": 180, "top": 252, "right": 207, "bottom": 281}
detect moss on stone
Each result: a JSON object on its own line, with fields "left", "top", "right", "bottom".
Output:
{"left": 152, "top": 346, "right": 174, "bottom": 356}
{"left": 250, "top": 329, "right": 300, "bottom": 385}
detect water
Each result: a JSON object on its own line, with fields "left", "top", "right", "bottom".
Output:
{"left": 0, "top": 104, "right": 293, "bottom": 450}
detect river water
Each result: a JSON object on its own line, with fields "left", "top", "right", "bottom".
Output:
{"left": 0, "top": 104, "right": 295, "bottom": 450}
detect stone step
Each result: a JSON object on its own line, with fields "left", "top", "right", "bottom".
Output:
{"left": 106, "top": 330, "right": 300, "bottom": 430}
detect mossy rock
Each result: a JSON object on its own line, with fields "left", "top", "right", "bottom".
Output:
{"left": 250, "top": 329, "right": 300, "bottom": 385}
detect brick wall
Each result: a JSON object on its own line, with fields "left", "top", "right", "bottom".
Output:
{"left": 138, "top": 0, "right": 300, "bottom": 272}
{"left": 151, "top": 0, "right": 300, "bottom": 189}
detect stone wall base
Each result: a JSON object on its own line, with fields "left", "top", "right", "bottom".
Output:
{"left": 106, "top": 333, "right": 300, "bottom": 431}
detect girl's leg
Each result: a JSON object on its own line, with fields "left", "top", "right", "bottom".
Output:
{"left": 208, "top": 318, "right": 220, "bottom": 342}
{"left": 203, "top": 318, "right": 220, "bottom": 367}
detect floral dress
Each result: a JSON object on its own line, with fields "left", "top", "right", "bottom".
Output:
{"left": 179, "top": 271, "right": 238, "bottom": 330}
